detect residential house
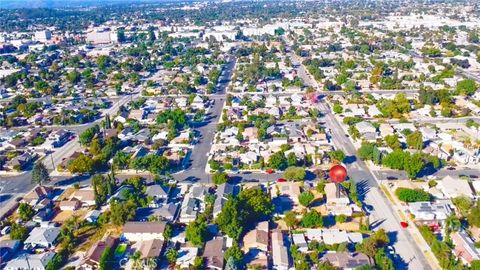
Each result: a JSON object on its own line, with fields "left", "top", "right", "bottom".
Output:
{"left": 273, "top": 182, "right": 301, "bottom": 211}
{"left": 437, "top": 176, "right": 475, "bottom": 199}
{"left": 85, "top": 210, "right": 101, "bottom": 223}
{"left": 292, "top": 233, "right": 308, "bottom": 252}
{"left": 138, "top": 203, "right": 179, "bottom": 222}
{"left": 71, "top": 189, "right": 96, "bottom": 207}
{"left": 5, "top": 251, "right": 55, "bottom": 270}
{"left": 23, "top": 185, "right": 52, "bottom": 206}
{"left": 177, "top": 247, "right": 199, "bottom": 269}
{"left": 243, "top": 221, "right": 269, "bottom": 252}
{"left": 131, "top": 239, "right": 164, "bottom": 260}
{"left": 379, "top": 124, "right": 395, "bottom": 137}
{"left": 313, "top": 229, "right": 363, "bottom": 245}
{"left": 451, "top": 231, "right": 480, "bottom": 265}
{"left": 179, "top": 186, "right": 208, "bottom": 223}
{"left": 204, "top": 237, "right": 225, "bottom": 270}
{"left": 191, "top": 95, "right": 205, "bottom": 110}
{"left": 145, "top": 184, "right": 171, "bottom": 207}
{"left": 271, "top": 230, "right": 290, "bottom": 270}
{"left": 325, "top": 183, "right": 351, "bottom": 216}
{"left": 355, "top": 121, "right": 376, "bottom": 138}
{"left": 6, "top": 152, "right": 34, "bottom": 171}
{"left": 408, "top": 201, "right": 453, "bottom": 222}
{"left": 114, "top": 111, "right": 129, "bottom": 123}
{"left": 81, "top": 236, "right": 118, "bottom": 270}
{"left": 24, "top": 226, "right": 61, "bottom": 249}
{"left": 58, "top": 199, "right": 81, "bottom": 211}
{"left": 122, "top": 221, "right": 166, "bottom": 242}
{"left": 321, "top": 252, "right": 374, "bottom": 270}
{"left": 213, "top": 183, "right": 238, "bottom": 218}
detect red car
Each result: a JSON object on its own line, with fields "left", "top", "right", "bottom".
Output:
{"left": 277, "top": 178, "right": 287, "bottom": 183}
{"left": 400, "top": 221, "right": 408, "bottom": 228}
{"left": 265, "top": 169, "right": 275, "bottom": 174}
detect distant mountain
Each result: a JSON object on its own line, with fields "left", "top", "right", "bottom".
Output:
{"left": 0, "top": 0, "right": 192, "bottom": 9}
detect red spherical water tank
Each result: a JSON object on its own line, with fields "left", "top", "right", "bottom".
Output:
{"left": 329, "top": 165, "right": 347, "bottom": 184}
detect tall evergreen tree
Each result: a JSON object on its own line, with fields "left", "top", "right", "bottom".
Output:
{"left": 31, "top": 161, "right": 50, "bottom": 186}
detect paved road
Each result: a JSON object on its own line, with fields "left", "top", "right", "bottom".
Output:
{"left": 171, "top": 56, "right": 235, "bottom": 183}
{"left": 288, "top": 46, "right": 432, "bottom": 270}
{"left": 0, "top": 92, "right": 137, "bottom": 209}
{"left": 373, "top": 168, "right": 480, "bottom": 181}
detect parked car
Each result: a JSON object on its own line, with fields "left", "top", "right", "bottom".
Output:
{"left": 277, "top": 178, "right": 287, "bottom": 183}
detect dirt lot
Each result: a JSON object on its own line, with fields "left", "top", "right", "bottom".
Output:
{"left": 53, "top": 209, "right": 88, "bottom": 223}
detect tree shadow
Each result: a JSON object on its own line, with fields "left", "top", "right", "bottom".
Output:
{"left": 356, "top": 179, "right": 370, "bottom": 202}
{"left": 370, "top": 219, "right": 386, "bottom": 230}
{"left": 54, "top": 175, "right": 90, "bottom": 186}
{"left": 0, "top": 194, "right": 12, "bottom": 203}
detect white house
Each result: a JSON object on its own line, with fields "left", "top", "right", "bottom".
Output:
{"left": 122, "top": 222, "right": 166, "bottom": 242}
{"left": 24, "top": 227, "right": 61, "bottom": 248}
{"left": 408, "top": 201, "right": 453, "bottom": 222}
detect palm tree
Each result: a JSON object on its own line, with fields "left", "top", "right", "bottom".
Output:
{"left": 145, "top": 257, "right": 157, "bottom": 270}
{"left": 131, "top": 251, "right": 143, "bottom": 270}
{"left": 444, "top": 214, "right": 461, "bottom": 236}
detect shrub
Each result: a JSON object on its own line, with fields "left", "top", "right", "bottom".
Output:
{"left": 395, "top": 187, "right": 431, "bottom": 202}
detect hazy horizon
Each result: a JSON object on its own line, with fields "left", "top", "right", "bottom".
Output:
{"left": 0, "top": 0, "right": 191, "bottom": 9}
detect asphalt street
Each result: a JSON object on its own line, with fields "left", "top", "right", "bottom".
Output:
{"left": 288, "top": 46, "right": 432, "bottom": 270}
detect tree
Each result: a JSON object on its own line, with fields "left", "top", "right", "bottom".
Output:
{"left": 193, "top": 257, "right": 204, "bottom": 270}
{"left": 79, "top": 125, "right": 99, "bottom": 145}
{"left": 357, "top": 142, "right": 376, "bottom": 160}
{"left": 216, "top": 188, "right": 273, "bottom": 240}
{"left": 385, "top": 134, "right": 401, "bottom": 149}
{"left": 468, "top": 200, "right": 480, "bottom": 227}
{"left": 284, "top": 211, "right": 297, "bottom": 229}
{"left": 225, "top": 256, "right": 239, "bottom": 270}
{"left": 406, "top": 131, "right": 423, "bottom": 149}
{"left": 67, "top": 154, "right": 95, "bottom": 174}
{"left": 395, "top": 188, "right": 431, "bottom": 202}
{"left": 298, "top": 191, "right": 315, "bottom": 207}
{"left": 268, "top": 151, "right": 287, "bottom": 170}
{"left": 456, "top": 79, "right": 477, "bottom": 96}
{"left": 163, "top": 223, "right": 173, "bottom": 240}
{"left": 166, "top": 248, "right": 178, "bottom": 264}
{"left": 316, "top": 180, "right": 326, "bottom": 193}
{"left": 335, "top": 214, "right": 348, "bottom": 223}
{"left": 452, "top": 196, "right": 472, "bottom": 216}
{"left": 471, "top": 260, "right": 480, "bottom": 270}
{"left": 333, "top": 103, "right": 343, "bottom": 114}
{"left": 357, "top": 229, "right": 389, "bottom": 257}
{"left": 32, "top": 161, "right": 50, "bottom": 186}
{"left": 109, "top": 200, "right": 137, "bottom": 225}
{"left": 301, "top": 210, "right": 324, "bottom": 228}
{"left": 10, "top": 223, "right": 28, "bottom": 240}
{"left": 224, "top": 242, "right": 243, "bottom": 263}
{"left": 18, "top": 202, "right": 35, "bottom": 221}
{"left": 287, "top": 152, "right": 297, "bottom": 167}
{"left": 328, "top": 150, "right": 346, "bottom": 162}
{"left": 212, "top": 172, "right": 229, "bottom": 185}
{"left": 444, "top": 214, "right": 461, "bottom": 235}
{"left": 404, "top": 153, "right": 424, "bottom": 179}
{"left": 99, "top": 246, "right": 113, "bottom": 270}
{"left": 130, "top": 251, "right": 142, "bottom": 270}
{"left": 186, "top": 218, "right": 209, "bottom": 247}
{"left": 283, "top": 167, "right": 306, "bottom": 181}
